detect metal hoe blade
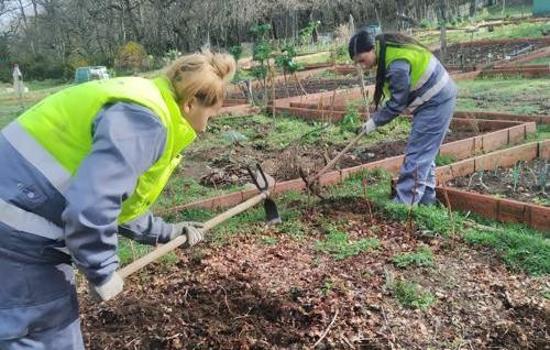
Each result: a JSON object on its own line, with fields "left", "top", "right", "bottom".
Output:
{"left": 247, "top": 163, "right": 282, "bottom": 225}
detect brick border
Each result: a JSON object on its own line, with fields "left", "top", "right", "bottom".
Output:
{"left": 480, "top": 66, "right": 550, "bottom": 78}
{"left": 436, "top": 140, "right": 550, "bottom": 232}
{"left": 454, "top": 111, "right": 550, "bottom": 125}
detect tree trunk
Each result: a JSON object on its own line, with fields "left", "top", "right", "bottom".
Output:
{"left": 438, "top": 0, "right": 448, "bottom": 64}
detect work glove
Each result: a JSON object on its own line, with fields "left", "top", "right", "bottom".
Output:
{"left": 360, "top": 118, "right": 377, "bottom": 135}
{"left": 89, "top": 272, "right": 124, "bottom": 302}
{"left": 171, "top": 221, "right": 205, "bottom": 247}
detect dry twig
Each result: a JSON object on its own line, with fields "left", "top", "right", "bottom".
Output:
{"left": 311, "top": 309, "right": 339, "bottom": 349}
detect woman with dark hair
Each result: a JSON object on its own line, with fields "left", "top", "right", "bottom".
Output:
{"left": 349, "top": 31, "right": 457, "bottom": 205}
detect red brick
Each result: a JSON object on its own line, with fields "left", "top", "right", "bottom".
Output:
{"left": 319, "top": 170, "right": 342, "bottom": 186}
{"left": 480, "top": 119, "right": 521, "bottom": 130}
{"left": 341, "top": 164, "right": 366, "bottom": 180}
{"left": 273, "top": 179, "right": 305, "bottom": 194}
{"left": 440, "top": 139, "right": 474, "bottom": 160}
{"left": 530, "top": 205, "right": 550, "bottom": 233}
{"left": 210, "top": 191, "right": 247, "bottom": 209}
{"left": 450, "top": 159, "right": 475, "bottom": 178}
{"left": 540, "top": 140, "right": 550, "bottom": 160}
{"left": 497, "top": 199, "right": 529, "bottom": 224}
{"left": 435, "top": 165, "right": 453, "bottom": 184}
{"left": 525, "top": 122, "right": 537, "bottom": 135}
{"left": 508, "top": 125, "right": 526, "bottom": 145}
{"left": 481, "top": 129, "right": 509, "bottom": 153}
{"left": 473, "top": 136, "right": 484, "bottom": 154}
{"left": 436, "top": 188, "right": 498, "bottom": 219}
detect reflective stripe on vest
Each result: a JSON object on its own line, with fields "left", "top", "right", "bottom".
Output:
{"left": 408, "top": 71, "right": 450, "bottom": 112}
{"left": 412, "top": 55, "right": 438, "bottom": 92}
{"left": 2, "top": 122, "right": 71, "bottom": 194}
{"left": 0, "top": 198, "right": 64, "bottom": 240}
{"left": 11, "top": 77, "right": 196, "bottom": 224}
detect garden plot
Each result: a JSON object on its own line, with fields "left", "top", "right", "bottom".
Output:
{"left": 433, "top": 37, "right": 550, "bottom": 68}
{"left": 179, "top": 115, "right": 514, "bottom": 191}
{"left": 448, "top": 158, "right": 549, "bottom": 207}
{"left": 81, "top": 172, "right": 549, "bottom": 349}
{"left": 456, "top": 77, "right": 550, "bottom": 116}
{"left": 228, "top": 75, "right": 372, "bottom": 102}
{"left": 436, "top": 141, "right": 550, "bottom": 232}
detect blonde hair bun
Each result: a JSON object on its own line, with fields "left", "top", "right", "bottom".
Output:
{"left": 209, "top": 52, "right": 237, "bottom": 83}
{"left": 165, "top": 50, "right": 237, "bottom": 107}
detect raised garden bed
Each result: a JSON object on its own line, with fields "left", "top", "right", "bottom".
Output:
{"left": 165, "top": 119, "right": 535, "bottom": 214}
{"left": 433, "top": 37, "right": 550, "bottom": 68}
{"left": 81, "top": 192, "right": 548, "bottom": 349}
{"left": 481, "top": 65, "right": 550, "bottom": 78}
{"left": 187, "top": 118, "right": 521, "bottom": 188}
{"left": 228, "top": 76, "right": 372, "bottom": 102}
{"left": 454, "top": 111, "right": 550, "bottom": 125}
{"left": 436, "top": 140, "right": 550, "bottom": 232}
{"left": 447, "top": 158, "right": 548, "bottom": 207}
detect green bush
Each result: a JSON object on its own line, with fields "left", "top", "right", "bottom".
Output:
{"left": 115, "top": 41, "right": 148, "bottom": 72}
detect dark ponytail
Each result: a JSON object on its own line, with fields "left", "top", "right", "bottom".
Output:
{"left": 373, "top": 34, "right": 386, "bottom": 110}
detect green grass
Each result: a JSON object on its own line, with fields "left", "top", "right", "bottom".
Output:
{"left": 435, "top": 154, "right": 457, "bottom": 166}
{"left": 118, "top": 238, "right": 178, "bottom": 266}
{"left": 392, "top": 246, "right": 434, "bottom": 268}
{"left": 456, "top": 78, "right": 550, "bottom": 116}
{"left": 295, "top": 51, "right": 331, "bottom": 66}
{"left": 260, "top": 236, "right": 278, "bottom": 245}
{"left": 332, "top": 169, "right": 549, "bottom": 275}
{"left": 416, "top": 21, "right": 549, "bottom": 47}
{"left": 465, "top": 223, "right": 549, "bottom": 276}
{"left": 154, "top": 112, "right": 410, "bottom": 209}
{"left": 331, "top": 169, "right": 464, "bottom": 237}
{"left": 528, "top": 56, "right": 550, "bottom": 65}
{"left": 513, "top": 125, "right": 547, "bottom": 154}
{"left": 315, "top": 225, "right": 380, "bottom": 260}
{"left": 0, "top": 80, "right": 71, "bottom": 128}
{"left": 154, "top": 176, "right": 243, "bottom": 212}
{"left": 388, "top": 278, "right": 436, "bottom": 310}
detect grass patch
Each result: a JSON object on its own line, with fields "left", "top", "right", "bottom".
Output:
{"left": 333, "top": 168, "right": 549, "bottom": 275}
{"left": 456, "top": 78, "right": 550, "bottom": 116}
{"left": 388, "top": 278, "right": 436, "bottom": 310}
{"left": 392, "top": 246, "right": 434, "bottom": 268}
{"left": 529, "top": 56, "right": 550, "bottom": 65}
{"left": 277, "top": 218, "right": 308, "bottom": 238}
{"left": 465, "top": 223, "right": 550, "bottom": 276}
{"left": 118, "top": 238, "right": 178, "bottom": 266}
{"left": 435, "top": 154, "right": 457, "bottom": 166}
{"left": 260, "top": 236, "right": 278, "bottom": 245}
{"left": 416, "top": 21, "right": 549, "bottom": 47}
{"left": 315, "top": 225, "right": 380, "bottom": 260}
{"left": 332, "top": 169, "right": 464, "bottom": 237}
{"left": 320, "top": 278, "right": 334, "bottom": 296}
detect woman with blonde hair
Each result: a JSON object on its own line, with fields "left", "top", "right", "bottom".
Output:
{"left": 0, "top": 51, "right": 235, "bottom": 349}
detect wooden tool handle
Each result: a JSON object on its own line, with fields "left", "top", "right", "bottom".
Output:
{"left": 311, "top": 129, "right": 367, "bottom": 182}
{"left": 118, "top": 192, "right": 268, "bottom": 279}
